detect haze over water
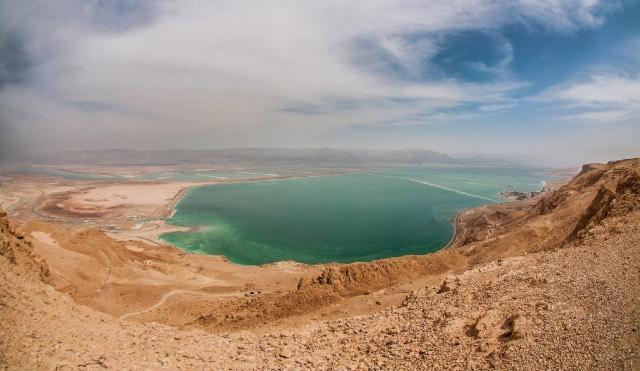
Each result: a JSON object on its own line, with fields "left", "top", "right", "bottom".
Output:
{"left": 162, "top": 166, "right": 550, "bottom": 265}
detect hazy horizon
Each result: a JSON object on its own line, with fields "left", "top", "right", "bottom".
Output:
{"left": 1, "top": 1, "right": 639, "bottom": 167}
{"left": 0, "top": 146, "right": 605, "bottom": 169}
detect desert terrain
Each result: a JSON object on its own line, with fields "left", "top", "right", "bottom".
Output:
{"left": 1, "top": 158, "right": 639, "bottom": 369}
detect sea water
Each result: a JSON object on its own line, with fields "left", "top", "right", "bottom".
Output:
{"left": 161, "top": 166, "right": 550, "bottom": 265}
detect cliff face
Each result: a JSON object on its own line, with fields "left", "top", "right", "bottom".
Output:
{"left": 523, "top": 159, "right": 640, "bottom": 253}
{"left": 564, "top": 161, "right": 640, "bottom": 243}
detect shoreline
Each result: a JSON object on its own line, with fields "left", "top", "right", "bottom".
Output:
{"left": 444, "top": 173, "right": 574, "bottom": 252}
{"left": 160, "top": 185, "right": 192, "bottom": 219}
{"left": 128, "top": 169, "right": 570, "bottom": 263}
{"left": 146, "top": 171, "right": 352, "bottom": 244}
{"left": 152, "top": 185, "right": 477, "bottom": 264}
{"left": 444, "top": 208, "right": 466, "bottom": 250}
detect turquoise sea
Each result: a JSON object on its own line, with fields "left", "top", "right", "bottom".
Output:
{"left": 161, "top": 166, "right": 551, "bottom": 265}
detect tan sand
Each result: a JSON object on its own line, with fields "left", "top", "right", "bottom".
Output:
{"left": 106, "top": 220, "right": 191, "bottom": 245}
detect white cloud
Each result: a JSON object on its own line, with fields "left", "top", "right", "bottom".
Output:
{"left": 538, "top": 71, "right": 640, "bottom": 123}
{"left": 562, "top": 109, "right": 633, "bottom": 123}
{"left": 551, "top": 74, "right": 640, "bottom": 105}
{"left": 479, "top": 102, "right": 519, "bottom": 112}
{"left": 0, "top": 0, "right": 622, "bottom": 151}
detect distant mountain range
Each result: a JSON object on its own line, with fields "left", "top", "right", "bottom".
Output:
{"left": 2, "top": 148, "right": 529, "bottom": 168}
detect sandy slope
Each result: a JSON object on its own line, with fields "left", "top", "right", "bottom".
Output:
{"left": 1, "top": 159, "right": 640, "bottom": 369}
{"left": 1, "top": 211, "right": 639, "bottom": 369}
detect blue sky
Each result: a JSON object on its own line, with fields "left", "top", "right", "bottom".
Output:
{"left": 0, "top": 0, "right": 639, "bottom": 165}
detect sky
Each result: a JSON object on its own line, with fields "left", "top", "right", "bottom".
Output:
{"left": 0, "top": 0, "right": 639, "bottom": 166}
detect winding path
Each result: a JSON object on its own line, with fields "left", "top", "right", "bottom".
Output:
{"left": 118, "top": 289, "right": 241, "bottom": 322}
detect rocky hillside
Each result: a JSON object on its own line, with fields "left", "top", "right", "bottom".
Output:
{"left": 1, "top": 159, "right": 639, "bottom": 369}
{"left": 0, "top": 210, "right": 50, "bottom": 283}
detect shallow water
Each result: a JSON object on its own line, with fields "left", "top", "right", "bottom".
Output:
{"left": 8, "top": 167, "right": 125, "bottom": 180}
{"left": 7, "top": 167, "right": 294, "bottom": 182}
{"left": 161, "top": 166, "right": 550, "bottom": 265}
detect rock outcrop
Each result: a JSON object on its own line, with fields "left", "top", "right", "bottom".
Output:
{"left": 0, "top": 210, "right": 50, "bottom": 283}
